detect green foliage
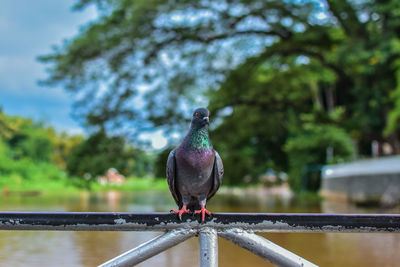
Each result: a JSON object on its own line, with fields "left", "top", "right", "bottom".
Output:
{"left": 90, "top": 177, "right": 168, "bottom": 192}
{"left": 0, "top": 109, "right": 157, "bottom": 193}
{"left": 0, "top": 153, "right": 71, "bottom": 192}
{"left": 0, "top": 110, "right": 84, "bottom": 191}
{"left": 0, "top": 110, "right": 83, "bottom": 166}
{"left": 13, "top": 130, "right": 53, "bottom": 162}
{"left": 131, "top": 149, "right": 154, "bottom": 178}
{"left": 51, "top": 132, "right": 84, "bottom": 169}
{"left": 284, "top": 113, "right": 355, "bottom": 191}
{"left": 0, "top": 138, "right": 7, "bottom": 156}
{"left": 66, "top": 130, "right": 132, "bottom": 177}
{"left": 0, "top": 110, "right": 17, "bottom": 139}
{"left": 385, "top": 44, "right": 400, "bottom": 136}
{"left": 1, "top": 112, "right": 51, "bottom": 162}
{"left": 154, "top": 146, "right": 175, "bottom": 178}
{"left": 210, "top": 56, "right": 320, "bottom": 185}
{"left": 66, "top": 130, "right": 152, "bottom": 178}
{"left": 39, "top": 0, "right": 400, "bottom": 189}
{"left": 0, "top": 142, "right": 66, "bottom": 184}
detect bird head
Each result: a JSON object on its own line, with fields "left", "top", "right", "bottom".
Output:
{"left": 191, "top": 107, "right": 210, "bottom": 128}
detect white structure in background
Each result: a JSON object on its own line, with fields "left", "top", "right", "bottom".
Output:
{"left": 321, "top": 156, "right": 400, "bottom": 206}
{"left": 98, "top": 168, "right": 126, "bottom": 185}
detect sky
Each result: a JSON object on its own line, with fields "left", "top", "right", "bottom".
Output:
{"left": 0, "top": 0, "right": 167, "bottom": 148}
{"left": 0, "top": 0, "right": 97, "bottom": 134}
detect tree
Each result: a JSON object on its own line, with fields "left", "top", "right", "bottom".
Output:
{"left": 39, "top": 0, "right": 318, "bottom": 132}
{"left": 284, "top": 111, "right": 355, "bottom": 191}
{"left": 66, "top": 130, "right": 134, "bottom": 177}
{"left": 4, "top": 117, "right": 54, "bottom": 162}
{"left": 130, "top": 148, "right": 154, "bottom": 177}
{"left": 0, "top": 109, "right": 24, "bottom": 141}
{"left": 1, "top": 110, "right": 85, "bottom": 168}
{"left": 51, "top": 132, "right": 84, "bottom": 169}
{"left": 40, "top": 0, "right": 400, "bottom": 186}
{"left": 0, "top": 111, "right": 82, "bottom": 185}
{"left": 210, "top": 55, "right": 316, "bottom": 184}
{"left": 66, "top": 129, "right": 152, "bottom": 178}
{"left": 154, "top": 146, "right": 175, "bottom": 178}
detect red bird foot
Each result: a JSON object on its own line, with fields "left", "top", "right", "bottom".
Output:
{"left": 171, "top": 204, "right": 190, "bottom": 220}
{"left": 194, "top": 205, "right": 211, "bottom": 222}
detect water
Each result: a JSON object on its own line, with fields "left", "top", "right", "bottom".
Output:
{"left": 0, "top": 189, "right": 399, "bottom": 267}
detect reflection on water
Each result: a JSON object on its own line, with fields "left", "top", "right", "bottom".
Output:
{"left": 0, "top": 189, "right": 399, "bottom": 267}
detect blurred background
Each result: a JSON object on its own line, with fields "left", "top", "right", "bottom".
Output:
{"left": 0, "top": 0, "right": 400, "bottom": 266}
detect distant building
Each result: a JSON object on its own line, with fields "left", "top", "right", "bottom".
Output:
{"left": 321, "top": 156, "right": 400, "bottom": 206}
{"left": 259, "top": 169, "right": 287, "bottom": 186}
{"left": 259, "top": 168, "right": 277, "bottom": 184}
{"left": 98, "top": 168, "right": 125, "bottom": 185}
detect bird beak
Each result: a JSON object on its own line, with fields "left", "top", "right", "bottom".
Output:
{"left": 203, "top": 117, "right": 210, "bottom": 124}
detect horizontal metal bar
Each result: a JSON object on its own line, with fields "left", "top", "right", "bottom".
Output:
{"left": 98, "top": 229, "right": 195, "bottom": 267}
{"left": 220, "top": 229, "right": 318, "bottom": 267}
{"left": 0, "top": 212, "right": 399, "bottom": 232}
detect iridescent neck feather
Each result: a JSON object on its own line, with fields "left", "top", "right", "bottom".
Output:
{"left": 184, "top": 125, "right": 212, "bottom": 150}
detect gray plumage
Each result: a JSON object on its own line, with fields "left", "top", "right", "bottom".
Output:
{"left": 166, "top": 108, "right": 224, "bottom": 213}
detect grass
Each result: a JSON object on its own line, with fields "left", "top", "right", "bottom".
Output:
{"left": 90, "top": 177, "right": 168, "bottom": 192}
{"left": 0, "top": 153, "right": 169, "bottom": 194}
{"left": 0, "top": 173, "right": 169, "bottom": 195}
{"left": 1, "top": 174, "right": 80, "bottom": 194}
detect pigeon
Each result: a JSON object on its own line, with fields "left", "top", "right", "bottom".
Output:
{"left": 167, "top": 107, "right": 224, "bottom": 222}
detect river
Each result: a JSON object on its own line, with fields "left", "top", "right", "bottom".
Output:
{"left": 0, "top": 189, "right": 399, "bottom": 266}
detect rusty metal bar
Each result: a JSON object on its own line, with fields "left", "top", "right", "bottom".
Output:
{"left": 219, "top": 228, "right": 318, "bottom": 267}
{"left": 199, "top": 228, "right": 218, "bottom": 267}
{"left": 98, "top": 229, "right": 196, "bottom": 267}
{"left": 0, "top": 212, "right": 399, "bottom": 232}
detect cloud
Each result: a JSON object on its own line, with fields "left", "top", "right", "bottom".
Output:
{"left": 139, "top": 130, "right": 168, "bottom": 150}
{"left": 0, "top": 0, "right": 97, "bottom": 134}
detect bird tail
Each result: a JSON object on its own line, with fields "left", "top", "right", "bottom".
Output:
{"left": 187, "top": 197, "right": 201, "bottom": 211}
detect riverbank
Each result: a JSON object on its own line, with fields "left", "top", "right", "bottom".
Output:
{"left": 2, "top": 176, "right": 321, "bottom": 203}
{"left": 1, "top": 175, "right": 169, "bottom": 196}
{"left": 2, "top": 175, "right": 294, "bottom": 196}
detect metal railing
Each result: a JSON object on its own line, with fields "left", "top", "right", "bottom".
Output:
{"left": 0, "top": 212, "right": 399, "bottom": 267}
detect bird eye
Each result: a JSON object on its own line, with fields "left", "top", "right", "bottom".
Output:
{"left": 195, "top": 112, "right": 199, "bottom": 118}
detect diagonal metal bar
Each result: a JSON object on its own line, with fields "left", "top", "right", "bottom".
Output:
{"left": 98, "top": 229, "right": 196, "bottom": 267}
{"left": 199, "top": 228, "right": 218, "bottom": 267}
{"left": 219, "top": 228, "right": 318, "bottom": 267}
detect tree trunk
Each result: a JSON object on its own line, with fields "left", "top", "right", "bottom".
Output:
{"left": 388, "top": 132, "right": 400, "bottom": 154}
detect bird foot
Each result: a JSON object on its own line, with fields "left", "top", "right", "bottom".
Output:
{"left": 171, "top": 204, "right": 190, "bottom": 220}
{"left": 194, "top": 205, "right": 211, "bottom": 222}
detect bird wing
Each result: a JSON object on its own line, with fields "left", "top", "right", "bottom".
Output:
{"left": 207, "top": 150, "right": 224, "bottom": 200}
{"left": 166, "top": 149, "right": 181, "bottom": 207}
